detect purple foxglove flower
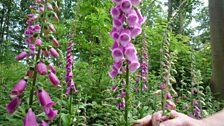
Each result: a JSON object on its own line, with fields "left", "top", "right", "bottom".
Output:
{"left": 49, "top": 47, "right": 59, "bottom": 58}
{"left": 193, "top": 99, "right": 198, "bottom": 106}
{"left": 121, "top": 98, "right": 126, "bottom": 109}
{"left": 37, "top": 62, "right": 48, "bottom": 75}
{"left": 40, "top": 7, "right": 44, "bottom": 12}
{"left": 166, "top": 101, "right": 176, "bottom": 110}
{"left": 35, "top": 38, "right": 42, "bottom": 46}
{"left": 52, "top": 37, "right": 59, "bottom": 47}
{"left": 113, "top": 15, "right": 125, "bottom": 29}
{"left": 131, "top": 26, "right": 142, "bottom": 39}
{"left": 129, "top": 61, "right": 140, "bottom": 73}
{"left": 166, "top": 92, "right": 172, "bottom": 100}
{"left": 119, "top": 29, "right": 131, "bottom": 47}
{"left": 49, "top": 72, "right": 60, "bottom": 86}
{"left": 27, "top": 68, "right": 34, "bottom": 78}
{"left": 49, "top": 64, "right": 56, "bottom": 74}
{"left": 24, "top": 108, "right": 38, "bottom": 126}
{"left": 111, "top": 31, "right": 120, "bottom": 41}
{"left": 108, "top": 67, "right": 119, "bottom": 80}
{"left": 160, "top": 83, "right": 166, "bottom": 90}
{"left": 110, "top": 41, "right": 119, "bottom": 50}
{"left": 44, "top": 107, "right": 58, "bottom": 122}
{"left": 112, "top": 0, "right": 122, "bottom": 4}
{"left": 135, "top": 8, "right": 146, "bottom": 25}
{"left": 127, "top": 10, "right": 139, "bottom": 27}
{"left": 49, "top": 23, "right": 56, "bottom": 32}
{"left": 142, "top": 84, "right": 148, "bottom": 90}
{"left": 6, "top": 96, "right": 21, "bottom": 114}
{"left": 40, "top": 120, "right": 49, "bottom": 126}
{"left": 38, "top": 89, "right": 55, "bottom": 108}
{"left": 120, "top": 90, "right": 126, "bottom": 97}
{"left": 36, "top": 0, "right": 41, "bottom": 3}
{"left": 47, "top": 4, "right": 54, "bottom": 10}
{"left": 112, "top": 47, "right": 124, "bottom": 62}
{"left": 65, "top": 87, "right": 71, "bottom": 96}
{"left": 34, "top": 24, "right": 41, "bottom": 32}
{"left": 43, "top": 50, "right": 50, "bottom": 57}
{"left": 11, "top": 79, "right": 27, "bottom": 96}
{"left": 124, "top": 44, "right": 138, "bottom": 61}
{"left": 131, "top": 0, "right": 141, "bottom": 7}
{"left": 110, "top": 6, "right": 121, "bottom": 18}
{"left": 16, "top": 51, "right": 27, "bottom": 60}
{"left": 29, "top": 44, "right": 36, "bottom": 51}
{"left": 185, "top": 104, "right": 189, "bottom": 111}
{"left": 120, "top": 0, "right": 132, "bottom": 14}
{"left": 112, "top": 85, "right": 117, "bottom": 92}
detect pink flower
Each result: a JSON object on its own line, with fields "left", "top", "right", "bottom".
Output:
{"left": 49, "top": 23, "right": 56, "bottom": 32}
{"left": 47, "top": 4, "right": 54, "bottom": 10}
{"left": 49, "top": 47, "right": 59, "bottom": 58}
{"left": 37, "top": 62, "right": 48, "bottom": 75}
{"left": 110, "top": 6, "right": 121, "bottom": 18}
{"left": 44, "top": 107, "right": 58, "bottom": 122}
{"left": 49, "top": 64, "right": 56, "bottom": 74}
{"left": 127, "top": 10, "right": 139, "bottom": 27}
{"left": 40, "top": 120, "right": 49, "bottom": 126}
{"left": 24, "top": 108, "right": 38, "bottom": 126}
{"left": 35, "top": 38, "right": 42, "bottom": 46}
{"left": 6, "top": 96, "right": 21, "bottom": 114}
{"left": 166, "top": 92, "right": 172, "bottom": 100}
{"left": 52, "top": 37, "right": 59, "bottom": 47}
{"left": 120, "top": 0, "right": 132, "bottom": 14}
{"left": 38, "top": 89, "right": 55, "bottom": 108}
{"left": 48, "top": 72, "right": 60, "bottom": 86}
{"left": 16, "top": 51, "right": 27, "bottom": 60}
{"left": 11, "top": 79, "right": 27, "bottom": 96}
{"left": 112, "top": 47, "right": 124, "bottom": 62}
{"left": 131, "top": 0, "right": 141, "bottom": 7}
{"left": 129, "top": 61, "right": 140, "bottom": 73}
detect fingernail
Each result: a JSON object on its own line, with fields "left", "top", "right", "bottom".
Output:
{"left": 160, "top": 124, "right": 165, "bottom": 126}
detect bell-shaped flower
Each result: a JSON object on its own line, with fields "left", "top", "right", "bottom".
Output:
{"left": 127, "top": 10, "right": 139, "bottom": 27}
{"left": 52, "top": 37, "right": 59, "bottom": 47}
{"left": 6, "top": 96, "right": 21, "bottom": 115}
{"left": 120, "top": 0, "right": 132, "bottom": 14}
{"left": 40, "top": 120, "right": 49, "bottom": 126}
{"left": 43, "top": 49, "right": 50, "bottom": 57}
{"left": 34, "top": 24, "right": 41, "bottom": 32}
{"left": 49, "top": 72, "right": 60, "bottom": 86}
{"left": 112, "top": 47, "right": 124, "bottom": 62}
{"left": 35, "top": 38, "right": 42, "bottom": 46}
{"left": 119, "top": 29, "right": 131, "bottom": 47}
{"left": 44, "top": 107, "right": 58, "bottom": 122}
{"left": 49, "top": 47, "right": 59, "bottom": 58}
{"left": 108, "top": 66, "right": 119, "bottom": 80}
{"left": 142, "top": 84, "right": 148, "bottom": 90}
{"left": 124, "top": 44, "right": 137, "bottom": 61}
{"left": 38, "top": 89, "right": 55, "bottom": 108}
{"left": 11, "top": 79, "right": 27, "bottom": 96}
{"left": 131, "top": 26, "right": 142, "bottom": 39}
{"left": 49, "top": 23, "right": 56, "bottom": 32}
{"left": 16, "top": 51, "right": 27, "bottom": 60}
{"left": 24, "top": 108, "right": 38, "bottom": 126}
{"left": 27, "top": 68, "right": 34, "bottom": 78}
{"left": 47, "top": 4, "right": 54, "bottom": 11}
{"left": 112, "top": 0, "right": 123, "bottom": 4}
{"left": 129, "top": 61, "right": 140, "bottom": 73}
{"left": 166, "top": 92, "right": 172, "bottom": 100}
{"left": 49, "top": 64, "right": 56, "bottom": 74}
{"left": 135, "top": 8, "right": 146, "bottom": 25}
{"left": 131, "top": 0, "right": 141, "bottom": 7}
{"left": 110, "top": 41, "right": 119, "bottom": 51}
{"left": 110, "top": 6, "right": 121, "bottom": 19}
{"left": 113, "top": 15, "right": 125, "bottom": 29}
{"left": 37, "top": 62, "right": 48, "bottom": 75}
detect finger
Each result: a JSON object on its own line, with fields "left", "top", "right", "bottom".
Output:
{"left": 160, "top": 118, "right": 183, "bottom": 126}
{"left": 152, "top": 113, "right": 162, "bottom": 126}
{"left": 132, "top": 115, "right": 152, "bottom": 126}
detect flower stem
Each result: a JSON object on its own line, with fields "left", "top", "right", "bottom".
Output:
{"left": 69, "top": 90, "right": 73, "bottom": 115}
{"left": 29, "top": 48, "right": 41, "bottom": 107}
{"left": 125, "top": 62, "right": 129, "bottom": 126}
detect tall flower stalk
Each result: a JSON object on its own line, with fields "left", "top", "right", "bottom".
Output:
{"left": 6, "top": 0, "right": 60, "bottom": 125}
{"left": 109, "top": 0, "right": 145, "bottom": 125}
{"left": 65, "top": 42, "right": 77, "bottom": 116}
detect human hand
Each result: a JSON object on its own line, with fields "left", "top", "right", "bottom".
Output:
{"left": 132, "top": 110, "right": 205, "bottom": 126}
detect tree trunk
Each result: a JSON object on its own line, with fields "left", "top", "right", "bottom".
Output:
{"left": 168, "top": 0, "right": 172, "bottom": 21}
{"left": 209, "top": 0, "right": 224, "bottom": 99}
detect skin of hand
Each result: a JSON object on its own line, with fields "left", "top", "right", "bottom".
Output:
{"left": 132, "top": 110, "right": 206, "bottom": 126}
